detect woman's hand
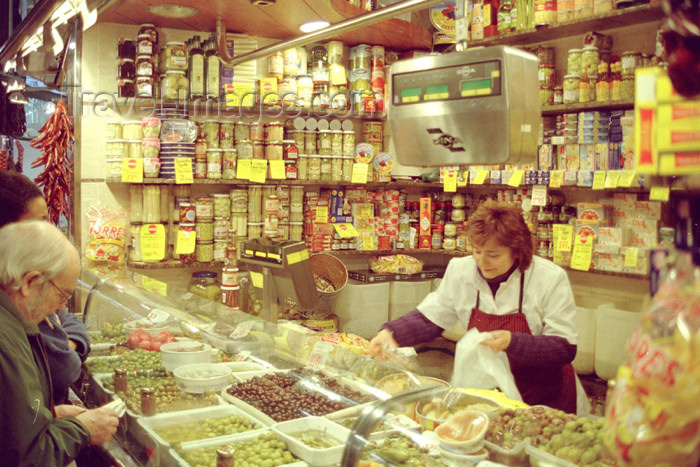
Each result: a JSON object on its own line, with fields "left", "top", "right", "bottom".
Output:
{"left": 480, "top": 330, "right": 512, "bottom": 352}
{"left": 368, "top": 329, "right": 399, "bottom": 359}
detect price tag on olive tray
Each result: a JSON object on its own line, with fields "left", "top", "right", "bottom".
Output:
{"left": 249, "top": 271, "right": 263, "bottom": 288}
{"left": 229, "top": 321, "right": 255, "bottom": 339}
{"left": 269, "top": 160, "right": 286, "bottom": 180}
{"left": 549, "top": 170, "right": 563, "bottom": 188}
{"left": 333, "top": 223, "right": 359, "bottom": 238}
{"left": 307, "top": 341, "right": 333, "bottom": 368}
{"left": 174, "top": 157, "right": 193, "bottom": 184}
{"left": 624, "top": 247, "right": 639, "bottom": 268}
{"left": 233, "top": 351, "right": 251, "bottom": 361}
{"left": 531, "top": 185, "right": 548, "bottom": 206}
{"left": 140, "top": 224, "right": 166, "bottom": 262}
{"left": 237, "top": 159, "right": 251, "bottom": 180}
{"left": 351, "top": 163, "right": 369, "bottom": 184}
{"left": 570, "top": 235, "right": 593, "bottom": 271}
{"left": 443, "top": 169, "right": 457, "bottom": 192}
{"left": 175, "top": 228, "right": 196, "bottom": 255}
{"left": 315, "top": 206, "right": 329, "bottom": 223}
{"left": 618, "top": 170, "right": 637, "bottom": 187}
{"left": 141, "top": 276, "right": 167, "bottom": 297}
{"left": 592, "top": 171, "right": 606, "bottom": 190}
{"left": 472, "top": 170, "right": 488, "bottom": 185}
{"left": 147, "top": 309, "right": 170, "bottom": 323}
{"left": 507, "top": 170, "right": 524, "bottom": 187}
{"left": 604, "top": 170, "right": 620, "bottom": 189}
{"left": 121, "top": 158, "right": 143, "bottom": 183}
{"left": 553, "top": 224, "right": 573, "bottom": 252}
{"left": 250, "top": 159, "right": 267, "bottom": 184}
{"left": 650, "top": 186, "right": 670, "bottom": 202}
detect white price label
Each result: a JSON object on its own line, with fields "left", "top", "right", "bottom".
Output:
{"left": 147, "top": 309, "right": 170, "bottom": 323}
{"left": 306, "top": 341, "right": 333, "bottom": 368}
{"left": 531, "top": 185, "right": 548, "bottom": 206}
{"left": 229, "top": 321, "right": 255, "bottom": 339}
{"left": 233, "top": 351, "right": 251, "bottom": 362}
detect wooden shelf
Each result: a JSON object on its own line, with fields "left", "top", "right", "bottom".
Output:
{"left": 541, "top": 99, "right": 635, "bottom": 116}
{"left": 329, "top": 248, "right": 465, "bottom": 256}
{"left": 468, "top": 3, "right": 664, "bottom": 47}
{"left": 96, "top": 0, "right": 432, "bottom": 51}
{"left": 127, "top": 259, "right": 225, "bottom": 269}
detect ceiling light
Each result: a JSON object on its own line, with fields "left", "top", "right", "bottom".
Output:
{"left": 250, "top": 0, "right": 275, "bottom": 5}
{"left": 147, "top": 4, "right": 200, "bottom": 18}
{"left": 299, "top": 20, "right": 330, "bottom": 33}
{"left": 9, "top": 91, "right": 29, "bottom": 105}
{"left": 68, "top": 41, "right": 75, "bottom": 50}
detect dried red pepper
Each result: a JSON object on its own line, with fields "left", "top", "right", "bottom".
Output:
{"left": 31, "top": 100, "right": 74, "bottom": 225}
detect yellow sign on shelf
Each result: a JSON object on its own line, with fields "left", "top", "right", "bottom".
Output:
{"left": 237, "top": 159, "right": 251, "bottom": 180}
{"left": 618, "top": 171, "right": 636, "bottom": 187}
{"left": 604, "top": 170, "right": 620, "bottom": 189}
{"left": 570, "top": 235, "right": 593, "bottom": 271}
{"left": 174, "top": 157, "right": 193, "bottom": 184}
{"left": 443, "top": 169, "right": 457, "bottom": 192}
{"left": 250, "top": 160, "right": 267, "bottom": 184}
{"left": 649, "top": 186, "right": 670, "bottom": 202}
{"left": 553, "top": 224, "right": 573, "bottom": 252}
{"left": 625, "top": 247, "right": 639, "bottom": 268}
{"left": 175, "top": 228, "right": 196, "bottom": 255}
{"left": 315, "top": 206, "right": 329, "bottom": 223}
{"left": 250, "top": 271, "right": 263, "bottom": 288}
{"left": 592, "top": 171, "right": 606, "bottom": 190}
{"left": 141, "top": 276, "right": 167, "bottom": 296}
{"left": 269, "top": 160, "right": 286, "bottom": 180}
{"left": 140, "top": 223, "right": 166, "bottom": 262}
{"left": 549, "top": 170, "right": 563, "bottom": 188}
{"left": 351, "top": 163, "right": 369, "bottom": 184}
{"left": 333, "top": 223, "right": 359, "bottom": 238}
{"left": 472, "top": 170, "right": 488, "bottom": 185}
{"left": 121, "top": 158, "right": 143, "bottom": 183}
{"left": 508, "top": 170, "right": 524, "bottom": 187}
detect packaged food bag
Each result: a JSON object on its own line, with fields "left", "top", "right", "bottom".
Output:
{"left": 605, "top": 251, "right": 700, "bottom": 466}
{"left": 369, "top": 254, "right": 423, "bottom": 274}
{"left": 84, "top": 204, "right": 127, "bottom": 263}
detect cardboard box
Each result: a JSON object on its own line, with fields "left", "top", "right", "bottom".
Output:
{"left": 598, "top": 227, "right": 631, "bottom": 246}
{"left": 657, "top": 101, "right": 700, "bottom": 126}
{"left": 577, "top": 170, "right": 594, "bottom": 187}
{"left": 419, "top": 198, "right": 431, "bottom": 236}
{"left": 595, "top": 253, "right": 624, "bottom": 272}
{"left": 634, "top": 201, "right": 661, "bottom": 218}
{"left": 630, "top": 233, "right": 658, "bottom": 249}
{"left": 352, "top": 203, "right": 374, "bottom": 219}
{"left": 630, "top": 218, "right": 658, "bottom": 236}
{"left": 579, "top": 144, "right": 596, "bottom": 171}
{"left": 578, "top": 203, "right": 606, "bottom": 221}
{"left": 255, "top": 78, "right": 279, "bottom": 105}
{"left": 575, "top": 219, "right": 601, "bottom": 240}
{"left": 613, "top": 193, "right": 637, "bottom": 210}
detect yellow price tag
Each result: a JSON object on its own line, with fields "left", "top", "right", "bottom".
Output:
{"left": 287, "top": 251, "right": 302, "bottom": 265}
{"left": 618, "top": 171, "right": 636, "bottom": 187}
{"left": 458, "top": 170, "right": 468, "bottom": 187}
{"left": 649, "top": 186, "right": 670, "bottom": 202}
{"left": 141, "top": 276, "right": 167, "bottom": 296}
{"left": 351, "top": 163, "right": 369, "bottom": 184}
{"left": 333, "top": 223, "right": 359, "bottom": 238}
{"left": 250, "top": 271, "right": 263, "bottom": 288}
{"left": 237, "top": 159, "right": 251, "bottom": 180}
{"left": 300, "top": 249, "right": 309, "bottom": 261}
{"left": 604, "top": 170, "right": 620, "bottom": 189}
{"left": 362, "top": 236, "right": 375, "bottom": 250}
{"left": 140, "top": 224, "right": 166, "bottom": 262}
{"left": 315, "top": 206, "right": 329, "bottom": 223}
{"left": 443, "top": 169, "right": 457, "bottom": 192}
{"left": 250, "top": 159, "right": 267, "bottom": 184}
{"left": 174, "top": 157, "right": 193, "bottom": 184}
{"left": 570, "top": 235, "right": 593, "bottom": 271}
{"left": 508, "top": 170, "right": 524, "bottom": 187}
{"left": 592, "top": 171, "right": 606, "bottom": 190}
{"left": 269, "top": 160, "right": 286, "bottom": 179}
{"left": 121, "top": 158, "right": 143, "bottom": 183}
{"left": 549, "top": 170, "right": 563, "bottom": 188}
{"left": 624, "top": 247, "right": 639, "bottom": 267}
{"left": 552, "top": 249, "right": 563, "bottom": 265}
{"left": 472, "top": 170, "right": 488, "bottom": 185}
{"left": 553, "top": 224, "right": 573, "bottom": 252}
{"left": 175, "top": 228, "right": 196, "bottom": 255}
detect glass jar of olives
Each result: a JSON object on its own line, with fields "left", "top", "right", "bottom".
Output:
{"left": 188, "top": 271, "right": 221, "bottom": 301}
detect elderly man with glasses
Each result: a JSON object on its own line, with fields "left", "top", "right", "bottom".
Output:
{"left": 0, "top": 220, "right": 119, "bottom": 465}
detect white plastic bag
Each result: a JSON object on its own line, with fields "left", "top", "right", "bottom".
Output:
{"left": 451, "top": 328, "right": 522, "bottom": 402}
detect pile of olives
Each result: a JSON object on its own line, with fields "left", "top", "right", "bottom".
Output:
{"left": 113, "top": 377, "right": 218, "bottom": 416}
{"left": 486, "top": 406, "right": 578, "bottom": 449}
{"left": 361, "top": 433, "right": 438, "bottom": 466}
{"left": 154, "top": 413, "right": 260, "bottom": 446}
{"left": 226, "top": 373, "right": 352, "bottom": 422}
{"left": 86, "top": 349, "right": 164, "bottom": 373}
{"left": 89, "top": 322, "right": 126, "bottom": 344}
{"left": 176, "top": 432, "right": 297, "bottom": 467}
{"left": 536, "top": 416, "right": 614, "bottom": 466}
{"left": 291, "top": 368, "right": 376, "bottom": 404}
{"left": 102, "top": 370, "right": 173, "bottom": 393}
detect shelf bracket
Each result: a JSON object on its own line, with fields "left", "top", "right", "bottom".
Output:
{"left": 215, "top": 0, "right": 445, "bottom": 67}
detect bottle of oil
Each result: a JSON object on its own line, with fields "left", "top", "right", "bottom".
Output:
{"left": 205, "top": 39, "right": 220, "bottom": 100}
{"left": 189, "top": 36, "right": 204, "bottom": 98}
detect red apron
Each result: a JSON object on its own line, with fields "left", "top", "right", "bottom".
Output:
{"left": 467, "top": 272, "right": 577, "bottom": 414}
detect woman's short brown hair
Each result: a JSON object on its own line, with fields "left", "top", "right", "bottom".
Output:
{"left": 466, "top": 199, "right": 534, "bottom": 272}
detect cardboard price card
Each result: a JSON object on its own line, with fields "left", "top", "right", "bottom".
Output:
{"left": 269, "top": 160, "right": 286, "bottom": 179}
{"left": 443, "top": 169, "right": 457, "bottom": 192}
{"left": 139, "top": 224, "right": 166, "bottom": 262}
{"left": 649, "top": 186, "right": 670, "bottom": 202}
{"left": 592, "top": 171, "right": 606, "bottom": 190}
{"left": 553, "top": 224, "right": 573, "bottom": 252}
{"left": 625, "top": 247, "right": 639, "bottom": 267}
{"left": 604, "top": 170, "right": 620, "bottom": 189}
{"left": 333, "top": 223, "right": 359, "bottom": 238}
{"left": 250, "top": 159, "right": 268, "bottom": 184}
{"left": 306, "top": 341, "right": 333, "bottom": 368}
{"left": 549, "top": 170, "right": 563, "bottom": 188}
{"left": 237, "top": 159, "right": 251, "bottom": 180}
{"left": 250, "top": 271, "right": 263, "bottom": 288}
{"left": 174, "top": 157, "right": 193, "bottom": 184}
{"left": 229, "top": 321, "right": 255, "bottom": 339}
{"left": 233, "top": 351, "right": 251, "bottom": 361}
{"left": 618, "top": 171, "right": 636, "bottom": 187}
{"left": 315, "top": 206, "right": 329, "bottom": 223}
{"left": 351, "top": 163, "right": 369, "bottom": 184}
{"left": 472, "top": 170, "right": 488, "bottom": 185}
{"left": 531, "top": 185, "right": 548, "bottom": 206}
{"left": 175, "top": 228, "right": 196, "bottom": 255}
{"left": 121, "top": 158, "right": 143, "bottom": 183}
{"left": 570, "top": 235, "right": 593, "bottom": 271}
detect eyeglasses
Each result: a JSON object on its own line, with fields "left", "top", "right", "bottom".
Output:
{"left": 48, "top": 279, "right": 73, "bottom": 303}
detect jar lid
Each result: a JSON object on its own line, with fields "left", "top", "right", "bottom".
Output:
{"left": 582, "top": 45, "right": 599, "bottom": 51}
{"left": 166, "top": 41, "right": 185, "bottom": 45}
{"left": 297, "top": 74, "right": 312, "bottom": 78}
{"left": 267, "top": 140, "right": 283, "bottom": 145}
{"left": 206, "top": 148, "right": 223, "bottom": 152}
{"left": 136, "top": 54, "right": 153, "bottom": 60}
{"left": 212, "top": 193, "right": 229, "bottom": 198}
{"left": 247, "top": 222, "right": 264, "bottom": 226}
{"left": 289, "top": 222, "right": 304, "bottom": 225}
{"left": 237, "top": 139, "right": 252, "bottom": 143}
{"left": 180, "top": 222, "right": 195, "bottom": 228}
{"left": 318, "top": 129, "right": 331, "bottom": 133}
{"left": 136, "top": 76, "right": 153, "bottom": 82}
{"left": 139, "top": 23, "right": 155, "bottom": 27}
{"left": 282, "top": 139, "right": 295, "bottom": 143}
{"left": 621, "top": 51, "right": 641, "bottom": 56}
{"left": 107, "top": 120, "right": 122, "bottom": 125}
{"left": 119, "top": 58, "right": 135, "bottom": 63}
{"left": 266, "top": 121, "right": 283, "bottom": 126}
{"left": 214, "top": 239, "right": 229, "bottom": 243}
{"left": 106, "top": 139, "right": 128, "bottom": 143}
{"left": 221, "top": 285, "right": 240, "bottom": 290}
{"left": 342, "top": 130, "right": 355, "bottom": 134}
{"left": 248, "top": 122, "right": 263, "bottom": 126}
{"left": 563, "top": 74, "right": 581, "bottom": 79}
{"left": 123, "top": 120, "right": 142, "bottom": 124}
{"left": 165, "top": 70, "right": 186, "bottom": 75}
{"left": 106, "top": 158, "right": 124, "bottom": 162}
{"left": 118, "top": 79, "right": 134, "bottom": 84}
{"left": 568, "top": 48, "right": 582, "bottom": 53}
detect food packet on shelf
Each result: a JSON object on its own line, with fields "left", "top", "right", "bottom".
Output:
{"left": 298, "top": 332, "right": 372, "bottom": 369}
{"left": 369, "top": 254, "right": 424, "bottom": 274}
{"left": 84, "top": 204, "right": 128, "bottom": 263}
{"left": 605, "top": 252, "right": 700, "bottom": 467}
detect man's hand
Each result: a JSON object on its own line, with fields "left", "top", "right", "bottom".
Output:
{"left": 368, "top": 329, "right": 399, "bottom": 359}
{"left": 55, "top": 404, "right": 87, "bottom": 419}
{"left": 76, "top": 406, "right": 119, "bottom": 446}
{"left": 480, "top": 330, "right": 512, "bottom": 352}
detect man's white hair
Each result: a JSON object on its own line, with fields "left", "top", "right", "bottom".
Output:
{"left": 0, "top": 220, "right": 77, "bottom": 291}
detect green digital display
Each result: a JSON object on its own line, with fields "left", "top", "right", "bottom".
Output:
{"left": 461, "top": 79, "right": 492, "bottom": 91}
{"left": 400, "top": 88, "right": 422, "bottom": 103}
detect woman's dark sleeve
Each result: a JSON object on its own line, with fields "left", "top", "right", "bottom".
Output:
{"left": 57, "top": 309, "right": 91, "bottom": 361}
{"left": 506, "top": 332, "right": 577, "bottom": 369}
{"left": 382, "top": 309, "right": 445, "bottom": 347}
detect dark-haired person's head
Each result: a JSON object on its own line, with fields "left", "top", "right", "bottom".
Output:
{"left": 0, "top": 171, "right": 48, "bottom": 228}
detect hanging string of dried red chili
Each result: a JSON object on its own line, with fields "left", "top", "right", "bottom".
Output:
{"left": 30, "top": 100, "right": 74, "bottom": 225}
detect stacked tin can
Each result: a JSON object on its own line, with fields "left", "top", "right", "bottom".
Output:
{"left": 289, "top": 186, "right": 304, "bottom": 242}
{"left": 221, "top": 265, "right": 240, "bottom": 308}
{"left": 362, "top": 121, "right": 383, "bottom": 181}
{"left": 229, "top": 188, "right": 248, "bottom": 241}
{"left": 349, "top": 44, "right": 372, "bottom": 114}
{"left": 537, "top": 46, "right": 556, "bottom": 107}
{"left": 212, "top": 194, "right": 231, "bottom": 261}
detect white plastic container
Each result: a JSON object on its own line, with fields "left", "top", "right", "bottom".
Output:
{"left": 572, "top": 306, "right": 597, "bottom": 374}
{"left": 173, "top": 363, "right": 233, "bottom": 393}
{"left": 333, "top": 280, "right": 389, "bottom": 339}
{"left": 388, "top": 280, "right": 431, "bottom": 320}
{"left": 160, "top": 342, "right": 212, "bottom": 372}
{"left": 271, "top": 416, "right": 351, "bottom": 466}
{"left": 594, "top": 303, "right": 642, "bottom": 380}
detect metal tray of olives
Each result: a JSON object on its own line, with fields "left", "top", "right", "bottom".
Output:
{"left": 134, "top": 405, "right": 268, "bottom": 461}
{"left": 166, "top": 429, "right": 307, "bottom": 467}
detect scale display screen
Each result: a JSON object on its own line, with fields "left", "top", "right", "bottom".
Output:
{"left": 393, "top": 60, "right": 501, "bottom": 105}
